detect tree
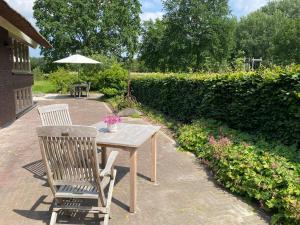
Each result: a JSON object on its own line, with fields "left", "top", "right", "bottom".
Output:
{"left": 139, "top": 0, "right": 236, "bottom": 72}
{"left": 236, "top": 0, "right": 300, "bottom": 65}
{"left": 261, "top": 0, "right": 300, "bottom": 18}
{"left": 162, "top": 0, "right": 236, "bottom": 72}
{"left": 30, "top": 57, "right": 47, "bottom": 71}
{"left": 33, "top": 0, "right": 141, "bottom": 61}
{"left": 236, "top": 11, "right": 278, "bottom": 63}
{"left": 272, "top": 18, "right": 300, "bottom": 64}
{"left": 139, "top": 19, "right": 167, "bottom": 72}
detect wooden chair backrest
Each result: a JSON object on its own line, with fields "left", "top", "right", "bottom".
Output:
{"left": 38, "top": 104, "right": 72, "bottom": 126}
{"left": 37, "top": 125, "right": 106, "bottom": 206}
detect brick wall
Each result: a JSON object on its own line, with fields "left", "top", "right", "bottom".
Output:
{"left": 0, "top": 27, "right": 33, "bottom": 127}
{"left": 0, "top": 27, "right": 14, "bottom": 127}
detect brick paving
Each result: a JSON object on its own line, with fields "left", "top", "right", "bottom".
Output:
{"left": 0, "top": 98, "right": 269, "bottom": 225}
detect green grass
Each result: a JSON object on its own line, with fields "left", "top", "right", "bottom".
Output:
{"left": 32, "top": 80, "right": 57, "bottom": 94}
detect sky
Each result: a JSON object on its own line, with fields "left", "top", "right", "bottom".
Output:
{"left": 4, "top": 0, "right": 268, "bottom": 57}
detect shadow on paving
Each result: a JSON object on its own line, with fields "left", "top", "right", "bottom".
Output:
{"left": 16, "top": 160, "right": 154, "bottom": 224}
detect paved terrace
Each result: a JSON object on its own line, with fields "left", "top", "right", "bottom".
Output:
{"left": 0, "top": 98, "right": 269, "bottom": 225}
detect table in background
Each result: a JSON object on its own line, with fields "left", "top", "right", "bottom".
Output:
{"left": 70, "top": 83, "right": 90, "bottom": 98}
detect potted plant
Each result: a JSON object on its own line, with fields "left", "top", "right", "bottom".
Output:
{"left": 104, "top": 115, "right": 122, "bottom": 132}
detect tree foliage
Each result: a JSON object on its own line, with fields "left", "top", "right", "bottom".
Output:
{"left": 33, "top": 0, "right": 300, "bottom": 72}
{"left": 139, "top": 19, "right": 167, "bottom": 72}
{"left": 139, "top": 0, "right": 299, "bottom": 72}
{"left": 33, "top": 0, "right": 141, "bottom": 61}
{"left": 236, "top": 0, "right": 300, "bottom": 65}
{"left": 139, "top": 0, "right": 236, "bottom": 72}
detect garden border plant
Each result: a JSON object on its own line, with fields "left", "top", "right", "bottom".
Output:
{"left": 106, "top": 95, "right": 300, "bottom": 224}
{"left": 178, "top": 119, "right": 300, "bottom": 225}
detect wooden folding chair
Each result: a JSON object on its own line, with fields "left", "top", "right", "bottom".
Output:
{"left": 37, "top": 104, "right": 104, "bottom": 155}
{"left": 37, "top": 125, "right": 118, "bottom": 225}
{"left": 37, "top": 104, "right": 72, "bottom": 126}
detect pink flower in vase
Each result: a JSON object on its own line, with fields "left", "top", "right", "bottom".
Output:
{"left": 104, "top": 115, "right": 121, "bottom": 132}
{"left": 104, "top": 115, "right": 122, "bottom": 125}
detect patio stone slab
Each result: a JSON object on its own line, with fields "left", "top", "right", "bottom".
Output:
{"left": 0, "top": 99, "right": 269, "bottom": 225}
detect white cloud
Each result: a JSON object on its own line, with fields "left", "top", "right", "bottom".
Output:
{"left": 141, "top": 12, "right": 164, "bottom": 21}
{"left": 4, "top": 0, "right": 36, "bottom": 25}
{"left": 230, "top": 0, "right": 269, "bottom": 17}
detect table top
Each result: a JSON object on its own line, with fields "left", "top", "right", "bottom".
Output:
{"left": 93, "top": 122, "right": 161, "bottom": 148}
{"left": 73, "top": 83, "right": 88, "bottom": 88}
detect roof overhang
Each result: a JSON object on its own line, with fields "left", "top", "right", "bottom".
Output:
{"left": 0, "top": 0, "right": 52, "bottom": 48}
{"left": 0, "top": 16, "right": 38, "bottom": 48}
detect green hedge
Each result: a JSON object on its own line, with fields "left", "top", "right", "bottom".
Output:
{"left": 131, "top": 66, "right": 300, "bottom": 146}
{"left": 177, "top": 119, "right": 300, "bottom": 224}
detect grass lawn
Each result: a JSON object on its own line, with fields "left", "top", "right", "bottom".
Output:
{"left": 32, "top": 80, "right": 57, "bottom": 94}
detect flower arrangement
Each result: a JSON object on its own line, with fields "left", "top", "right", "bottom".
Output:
{"left": 104, "top": 115, "right": 121, "bottom": 132}
{"left": 104, "top": 115, "right": 121, "bottom": 125}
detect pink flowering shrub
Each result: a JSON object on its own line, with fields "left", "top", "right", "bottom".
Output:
{"left": 104, "top": 115, "right": 121, "bottom": 125}
{"left": 178, "top": 119, "right": 300, "bottom": 224}
{"left": 209, "top": 135, "right": 232, "bottom": 148}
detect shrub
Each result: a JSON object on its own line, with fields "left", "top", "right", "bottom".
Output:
{"left": 98, "top": 64, "right": 128, "bottom": 97}
{"left": 106, "top": 95, "right": 131, "bottom": 112}
{"left": 101, "top": 87, "right": 120, "bottom": 98}
{"left": 49, "top": 68, "right": 78, "bottom": 93}
{"left": 178, "top": 119, "right": 300, "bottom": 224}
{"left": 80, "top": 54, "right": 119, "bottom": 90}
{"left": 131, "top": 65, "right": 300, "bottom": 146}
{"left": 32, "top": 67, "right": 44, "bottom": 81}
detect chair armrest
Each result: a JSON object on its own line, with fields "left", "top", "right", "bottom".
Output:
{"left": 100, "top": 151, "right": 119, "bottom": 177}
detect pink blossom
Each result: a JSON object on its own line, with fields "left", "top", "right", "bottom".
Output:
{"left": 104, "top": 115, "right": 122, "bottom": 125}
{"left": 218, "top": 137, "right": 232, "bottom": 146}
{"left": 209, "top": 135, "right": 232, "bottom": 148}
{"left": 271, "top": 163, "right": 278, "bottom": 169}
{"left": 209, "top": 136, "right": 217, "bottom": 145}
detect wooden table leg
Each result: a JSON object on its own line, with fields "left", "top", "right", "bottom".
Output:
{"left": 130, "top": 148, "right": 137, "bottom": 213}
{"left": 101, "top": 147, "right": 107, "bottom": 168}
{"left": 151, "top": 133, "right": 157, "bottom": 183}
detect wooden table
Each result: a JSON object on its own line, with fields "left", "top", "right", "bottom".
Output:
{"left": 93, "top": 122, "right": 161, "bottom": 213}
{"left": 71, "top": 83, "right": 89, "bottom": 98}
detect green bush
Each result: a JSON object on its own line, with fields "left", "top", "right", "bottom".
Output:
{"left": 98, "top": 64, "right": 128, "bottom": 97}
{"left": 106, "top": 95, "right": 132, "bottom": 112}
{"left": 131, "top": 65, "right": 300, "bottom": 146}
{"left": 80, "top": 54, "right": 119, "bottom": 90}
{"left": 178, "top": 119, "right": 300, "bottom": 224}
{"left": 49, "top": 68, "right": 78, "bottom": 93}
{"left": 101, "top": 87, "right": 120, "bottom": 98}
{"left": 32, "top": 67, "right": 44, "bottom": 81}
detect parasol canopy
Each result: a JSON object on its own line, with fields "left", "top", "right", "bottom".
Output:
{"left": 54, "top": 54, "right": 100, "bottom": 64}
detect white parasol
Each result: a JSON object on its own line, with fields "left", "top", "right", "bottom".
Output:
{"left": 54, "top": 54, "right": 100, "bottom": 81}
{"left": 54, "top": 54, "right": 101, "bottom": 64}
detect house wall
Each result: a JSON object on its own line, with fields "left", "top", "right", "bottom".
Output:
{"left": 0, "top": 27, "right": 14, "bottom": 126}
{"left": 0, "top": 27, "right": 33, "bottom": 127}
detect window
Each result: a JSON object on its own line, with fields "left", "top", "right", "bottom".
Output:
{"left": 11, "top": 37, "right": 31, "bottom": 73}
